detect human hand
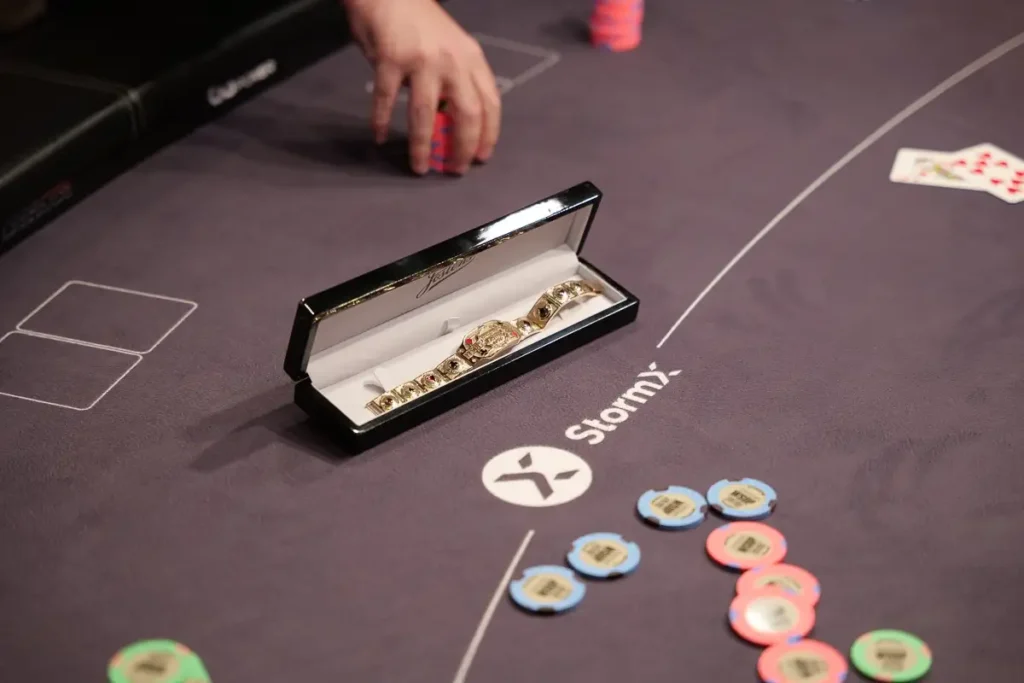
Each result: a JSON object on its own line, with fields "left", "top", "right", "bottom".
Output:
{"left": 343, "top": 0, "right": 501, "bottom": 175}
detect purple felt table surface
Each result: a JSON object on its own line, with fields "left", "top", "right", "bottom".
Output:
{"left": 1, "top": 0, "right": 1023, "bottom": 681}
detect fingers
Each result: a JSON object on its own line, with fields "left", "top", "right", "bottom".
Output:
{"left": 446, "top": 78, "right": 483, "bottom": 175}
{"left": 371, "top": 61, "right": 403, "bottom": 144}
{"left": 407, "top": 68, "right": 442, "bottom": 175}
{"left": 374, "top": 33, "right": 500, "bottom": 175}
{"left": 472, "top": 64, "right": 502, "bottom": 163}
{"left": 446, "top": 41, "right": 501, "bottom": 172}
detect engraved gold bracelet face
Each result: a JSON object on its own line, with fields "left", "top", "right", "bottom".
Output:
{"left": 366, "top": 280, "right": 601, "bottom": 415}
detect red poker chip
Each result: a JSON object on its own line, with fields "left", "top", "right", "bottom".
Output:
{"left": 591, "top": 9, "right": 643, "bottom": 23}
{"left": 729, "top": 587, "right": 816, "bottom": 647}
{"left": 429, "top": 107, "right": 452, "bottom": 173}
{"left": 590, "top": 31, "right": 642, "bottom": 52}
{"left": 433, "top": 109, "right": 453, "bottom": 138}
{"left": 706, "top": 522, "right": 788, "bottom": 571}
{"left": 590, "top": 24, "right": 642, "bottom": 38}
{"left": 737, "top": 564, "right": 821, "bottom": 607}
{"left": 758, "top": 639, "right": 848, "bottom": 683}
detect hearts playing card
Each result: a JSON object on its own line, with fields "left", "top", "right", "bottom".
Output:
{"left": 946, "top": 143, "right": 1024, "bottom": 203}
{"left": 889, "top": 148, "right": 984, "bottom": 191}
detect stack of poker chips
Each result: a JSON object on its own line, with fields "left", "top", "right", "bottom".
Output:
{"left": 590, "top": 0, "right": 644, "bottom": 52}
{"left": 429, "top": 100, "right": 453, "bottom": 173}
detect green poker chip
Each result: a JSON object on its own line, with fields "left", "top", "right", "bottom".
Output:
{"left": 850, "top": 629, "right": 932, "bottom": 682}
{"left": 108, "top": 639, "right": 212, "bottom": 683}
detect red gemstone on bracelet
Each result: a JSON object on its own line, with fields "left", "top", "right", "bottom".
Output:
{"left": 466, "top": 338, "right": 473, "bottom": 345}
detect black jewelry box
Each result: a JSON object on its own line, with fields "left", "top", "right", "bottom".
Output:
{"left": 283, "top": 181, "right": 640, "bottom": 453}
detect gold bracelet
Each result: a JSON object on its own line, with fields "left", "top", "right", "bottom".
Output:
{"left": 366, "top": 280, "right": 602, "bottom": 415}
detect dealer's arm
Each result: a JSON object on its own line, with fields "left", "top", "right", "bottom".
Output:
{"left": 342, "top": 0, "right": 501, "bottom": 176}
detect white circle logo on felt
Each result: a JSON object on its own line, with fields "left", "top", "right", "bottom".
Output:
{"left": 482, "top": 446, "right": 593, "bottom": 507}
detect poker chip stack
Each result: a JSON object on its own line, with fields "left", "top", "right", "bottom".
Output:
{"left": 590, "top": 0, "right": 644, "bottom": 52}
{"left": 506, "top": 474, "right": 936, "bottom": 682}
{"left": 429, "top": 100, "right": 453, "bottom": 173}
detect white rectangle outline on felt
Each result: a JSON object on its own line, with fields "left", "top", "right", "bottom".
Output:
{"left": 474, "top": 33, "right": 562, "bottom": 92}
{"left": 0, "top": 330, "right": 143, "bottom": 411}
{"left": 16, "top": 280, "right": 198, "bottom": 355}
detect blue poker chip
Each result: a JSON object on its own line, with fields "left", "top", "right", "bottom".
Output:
{"left": 636, "top": 486, "right": 708, "bottom": 530}
{"left": 707, "top": 478, "right": 777, "bottom": 520}
{"left": 508, "top": 565, "right": 586, "bottom": 614}
{"left": 566, "top": 532, "right": 641, "bottom": 579}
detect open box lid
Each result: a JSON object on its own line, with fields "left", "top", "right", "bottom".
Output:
{"left": 283, "top": 181, "right": 604, "bottom": 381}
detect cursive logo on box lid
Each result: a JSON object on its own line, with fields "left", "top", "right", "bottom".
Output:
{"left": 417, "top": 255, "right": 475, "bottom": 298}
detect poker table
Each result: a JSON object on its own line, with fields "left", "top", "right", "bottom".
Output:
{"left": 2, "top": 0, "right": 1023, "bottom": 680}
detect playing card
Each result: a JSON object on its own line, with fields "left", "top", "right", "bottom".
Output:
{"left": 945, "top": 143, "right": 1024, "bottom": 203}
{"left": 889, "top": 148, "right": 984, "bottom": 191}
